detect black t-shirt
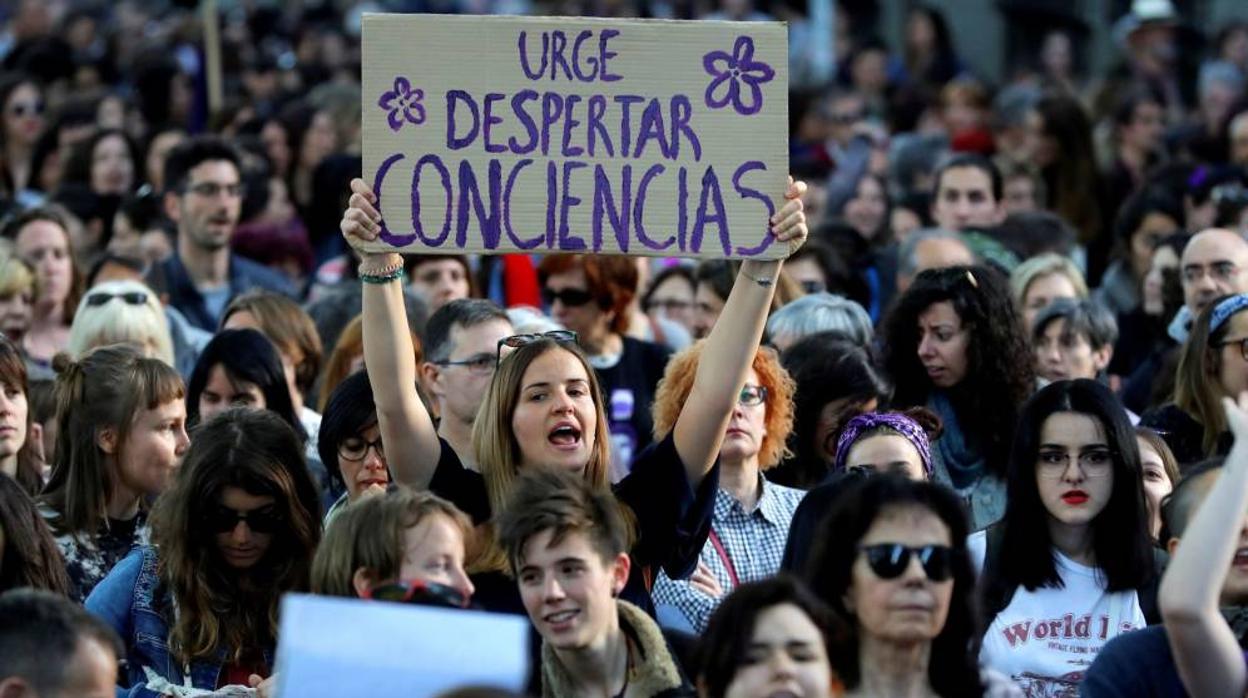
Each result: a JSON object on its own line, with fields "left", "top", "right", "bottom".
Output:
{"left": 1080, "top": 625, "right": 1187, "bottom": 698}
{"left": 430, "top": 433, "right": 719, "bottom": 616}
{"left": 592, "top": 337, "right": 671, "bottom": 469}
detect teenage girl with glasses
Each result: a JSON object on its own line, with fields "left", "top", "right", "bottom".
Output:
{"left": 339, "top": 175, "right": 809, "bottom": 615}
{"left": 974, "top": 379, "right": 1156, "bottom": 696}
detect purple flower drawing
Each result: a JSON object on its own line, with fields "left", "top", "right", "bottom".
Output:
{"left": 379, "top": 77, "right": 425, "bottom": 132}
{"left": 702, "top": 36, "right": 775, "bottom": 116}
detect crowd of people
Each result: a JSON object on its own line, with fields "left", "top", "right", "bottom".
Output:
{"left": 8, "top": 0, "right": 1248, "bottom": 696}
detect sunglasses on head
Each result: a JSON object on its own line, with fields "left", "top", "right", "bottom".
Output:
{"left": 85, "top": 291, "right": 148, "bottom": 307}
{"left": 204, "top": 504, "right": 284, "bottom": 534}
{"left": 859, "top": 543, "right": 953, "bottom": 582}
{"left": 542, "top": 287, "right": 596, "bottom": 307}
{"left": 362, "top": 580, "right": 470, "bottom": 609}
{"left": 496, "top": 330, "right": 578, "bottom": 364}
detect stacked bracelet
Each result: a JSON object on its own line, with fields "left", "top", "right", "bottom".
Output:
{"left": 360, "top": 267, "right": 405, "bottom": 284}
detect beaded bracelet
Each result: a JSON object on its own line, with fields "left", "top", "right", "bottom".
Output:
{"left": 361, "top": 268, "right": 406, "bottom": 285}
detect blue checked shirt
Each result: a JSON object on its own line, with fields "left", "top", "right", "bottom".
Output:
{"left": 650, "top": 476, "right": 805, "bottom": 632}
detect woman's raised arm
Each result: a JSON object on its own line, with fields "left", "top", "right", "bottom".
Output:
{"left": 340, "top": 178, "right": 442, "bottom": 489}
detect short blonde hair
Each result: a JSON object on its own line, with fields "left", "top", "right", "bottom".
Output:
{"left": 0, "top": 248, "right": 36, "bottom": 299}
{"left": 67, "top": 280, "right": 174, "bottom": 366}
{"left": 650, "top": 341, "right": 796, "bottom": 468}
{"left": 1008, "top": 253, "right": 1088, "bottom": 310}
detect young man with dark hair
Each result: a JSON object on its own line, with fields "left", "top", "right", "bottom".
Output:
{"left": 497, "top": 469, "right": 693, "bottom": 697}
{"left": 0, "top": 588, "right": 121, "bottom": 698}
{"left": 930, "top": 152, "right": 1004, "bottom": 232}
{"left": 1082, "top": 458, "right": 1248, "bottom": 697}
{"left": 152, "top": 136, "right": 296, "bottom": 331}
{"left": 420, "top": 298, "right": 513, "bottom": 471}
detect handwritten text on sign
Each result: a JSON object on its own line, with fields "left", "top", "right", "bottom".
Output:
{"left": 361, "top": 14, "right": 788, "bottom": 258}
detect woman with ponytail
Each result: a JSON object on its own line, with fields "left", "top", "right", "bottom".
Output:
{"left": 38, "top": 344, "right": 190, "bottom": 601}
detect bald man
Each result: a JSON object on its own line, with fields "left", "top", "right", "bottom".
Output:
{"left": 1173, "top": 229, "right": 1248, "bottom": 341}
{"left": 896, "top": 229, "right": 976, "bottom": 295}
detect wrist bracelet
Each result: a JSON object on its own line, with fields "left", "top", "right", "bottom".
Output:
{"left": 741, "top": 268, "right": 774, "bottom": 288}
{"left": 358, "top": 254, "right": 404, "bottom": 277}
{"left": 361, "top": 268, "right": 406, "bottom": 284}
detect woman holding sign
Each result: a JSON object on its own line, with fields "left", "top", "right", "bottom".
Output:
{"left": 340, "top": 176, "right": 807, "bottom": 615}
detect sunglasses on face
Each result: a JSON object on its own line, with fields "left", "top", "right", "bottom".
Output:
{"left": 859, "top": 543, "right": 953, "bottom": 582}
{"left": 204, "top": 504, "right": 284, "bottom": 534}
{"left": 542, "top": 287, "right": 595, "bottom": 307}
{"left": 496, "top": 330, "right": 578, "bottom": 364}
{"left": 8, "top": 101, "right": 43, "bottom": 118}
{"left": 362, "top": 580, "right": 470, "bottom": 609}
{"left": 85, "top": 291, "right": 148, "bottom": 307}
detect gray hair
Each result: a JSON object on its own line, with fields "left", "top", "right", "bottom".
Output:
{"left": 767, "top": 293, "right": 873, "bottom": 346}
{"left": 1032, "top": 298, "right": 1118, "bottom": 350}
{"left": 1199, "top": 61, "right": 1246, "bottom": 100}
{"left": 897, "top": 228, "right": 970, "bottom": 279}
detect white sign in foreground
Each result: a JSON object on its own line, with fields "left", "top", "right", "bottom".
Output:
{"left": 361, "top": 13, "right": 789, "bottom": 259}
{"left": 274, "top": 594, "right": 530, "bottom": 697}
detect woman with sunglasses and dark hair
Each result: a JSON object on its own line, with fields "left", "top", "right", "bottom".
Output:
{"left": 974, "top": 379, "right": 1155, "bottom": 696}
{"left": 86, "top": 408, "right": 321, "bottom": 694}
{"left": 803, "top": 474, "right": 989, "bottom": 697}
{"left": 340, "top": 175, "right": 808, "bottom": 616}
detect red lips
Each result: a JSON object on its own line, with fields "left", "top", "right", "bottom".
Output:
{"left": 1061, "top": 490, "right": 1089, "bottom": 505}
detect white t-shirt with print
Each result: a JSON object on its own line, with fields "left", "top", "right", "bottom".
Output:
{"left": 968, "top": 530, "right": 1145, "bottom": 698}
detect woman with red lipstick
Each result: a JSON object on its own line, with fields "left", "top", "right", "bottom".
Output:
{"left": 974, "top": 379, "right": 1155, "bottom": 696}
{"left": 86, "top": 408, "right": 321, "bottom": 695}
{"left": 341, "top": 175, "right": 809, "bottom": 616}
{"left": 882, "top": 265, "right": 1034, "bottom": 530}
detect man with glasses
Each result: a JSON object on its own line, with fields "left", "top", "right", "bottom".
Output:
{"left": 152, "top": 137, "right": 295, "bottom": 331}
{"left": 420, "top": 299, "right": 513, "bottom": 471}
{"left": 1169, "top": 227, "right": 1248, "bottom": 343}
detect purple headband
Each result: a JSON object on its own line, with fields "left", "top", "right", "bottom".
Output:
{"left": 833, "top": 412, "right": 933, "bottom": 476}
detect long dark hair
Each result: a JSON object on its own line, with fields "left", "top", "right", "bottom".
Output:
{"left": 1037, "top": 94, "right": 1102, "bottom": 245}
{"left": 0, "top": 475, "right": 70, "bottom": 595}
{"left": 695, "top": 575, "right": 841, "bottom": 698}
{"left": 984, "top": 380, "right": 1153, "bottom": 604}
{"left": 0, "top": 336, "right": 40, "bottom": 495}
{"left": 149, "top": 408, "right": 321, "bottom": 665}
{"left": 804, "top": 475, "right": 982, "bottom": 697}
{"left": 882, "top": 265, "right": 1034, "bottom": 477}
{"left": 185, "top": 328, "right": 304, "bottom": 441}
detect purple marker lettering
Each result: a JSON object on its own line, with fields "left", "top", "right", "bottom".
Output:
{"left": 599, "top": 30, "right": 621, "bottom": 82}
{"left": 586, "top": 95, "right": 614, "bottom": 157}
{"left": 509, "top": 90, "right": 540, "bottom": 154}
{"left": 633, "top": 98, "right": 670, "bottom": 160}
{"left": 561, "top": 95, "right": 584, "bottom": 157}
{"left": 634, "top": 163, "right": 674, "bottom": 251}
{"left": 572, "top": 30, "right": 596, "bottom": 81}
{"left": 730, "top": 161, "right": 774, "bottom": 256}
{"left": 613, "top": 95, "right": 644, "bottom": 159}
{"left": 373, "top": 153, "right": 416, "bottom": 247}
{"left": 518, "top": 31, "right": 548, "bottom": 80}
{"left": 669, "top": 95, "right": 701, "bottom": 161}
{"left": 504, "top": 159, "right": 543, "bottom": 250}
{"left": 446, "top": 90, "right": 479, "bottom": 150}
{"left": 592, "top": 164, "right": 631, "bottom": 253}
{"left": 456, "top": 160, "right": 502, "bottom": 249}
{"left": 545, "top": 161, "right": 558, "bottom": 248}
{"left": 540, "top": 93, "right": 564, "bottom": 157}
{"left": 550, "top": 31, "right": 573, "bottom": 81}
{"left": 557, "top": 161, "right": 588, "bottom": 251}
{"left": 676, "top": 165, "right": 688, "bottom": 251}
{"left": 482, "top": 93, "right": 506, "bottom": 154}
{"left": 690, "top": 166, "right": 728, "bottom": 256}
{"left": 411, "top": 154, "right": 453, "bottom": 247}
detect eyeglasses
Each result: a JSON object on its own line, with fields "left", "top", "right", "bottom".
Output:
{"left": 434, "top": 353, "right": 496, "bottom": 375}
{"left": 496, "top": 330, "right": 578, "bottom": 364}
{"left": 738, "top": 384, "right": 768, "bottom": 406}
{"left": 542, "top": 288, "right": 595, "bottom": 307}
{"left": 185, "top": 181, "right": 244, "bottom": 198}
{"left": 361, "top": 580, "right": 470, "bottom": 609}
{"left": 8, "top": 101, "right": 43, "bottom": 118}
{"left": 338, "top": 436, "right": 385, "bottom": 462}
{"left": 204, "top": 504, "right": 284, "bottom": 534}
{"left": 85, "top": 291, "right": 148, "bottom": 307}
{"left": 1036, "top": 447, "right": 1114, "bottom": 479}
{"left": 644, "top": 299, "right": 691, "bottom": 313}
{"left": 1218, "top": 336, "right": 1248, "bottom": 362}
{"left": 859, "top": 543, "right": 953, "bottom": 581}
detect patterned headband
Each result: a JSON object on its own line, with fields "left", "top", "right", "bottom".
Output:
{"left": 1209, "top": 294, "right": 1248, "bottom": 335}
{"left": 833, "top": 412, "right": 933, "bottom": 476}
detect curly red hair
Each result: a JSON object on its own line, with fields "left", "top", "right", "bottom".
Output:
{"left": 650, "top": 341, "right": 795, "bottom": 468}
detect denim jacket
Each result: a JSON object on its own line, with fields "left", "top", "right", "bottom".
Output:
{"left": 85, "top": 546, "right": 274, "bottom": 697}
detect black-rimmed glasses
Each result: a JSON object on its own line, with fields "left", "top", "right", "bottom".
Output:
{"left": 1218, "top": 336, "right": 1248, "bottom": 362}
{"left": 496, "top": 330, "right": 578, "bottom": 364}
{"left": 338, "top": 436, "right": 385, "bottom": 462}
{"left": 433, "top": 354, "right": 496, "bottom": 375}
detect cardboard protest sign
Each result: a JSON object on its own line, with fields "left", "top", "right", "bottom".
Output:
{"left": 274, "top": 594, "right": 530, "bottom": 697}
{"left": 361, "top": 14, "right": 788, "bottom": 259}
